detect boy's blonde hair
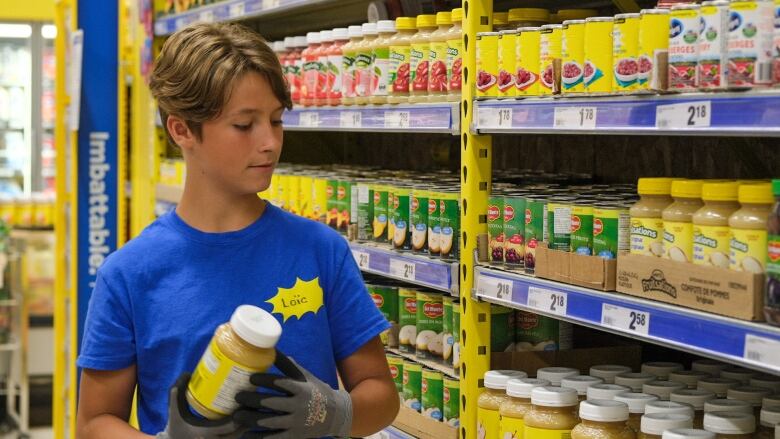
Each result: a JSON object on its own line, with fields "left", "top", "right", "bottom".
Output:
{"left": 150, "top": 22, "right": 292, "bottom": 144}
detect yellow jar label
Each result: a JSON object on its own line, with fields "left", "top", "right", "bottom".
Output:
{"left": 410, "top": 42, "right": 430, "bottom": 93}
{"left": 663, "top": 220, "right": 694, "bottom": 262}
{"left": 188, "top": 339, "right": 266, "bottom": 416}
{"left": 500, "top": 415, "right": 525, "bottom": 439}
{"left": 477, "top": 407, "right": 500, "bottom": 439}
{"left": 730, "top": 228, "right": 768, "bottom": 273}
{"left": 429, "top": 41, "right": 450, "bottom": 93}
{"left": 630, "top": 217, "right": 665, "bottom": 256}
{"left": 524, "top": 426, "right": 573, "bottom": 438}
{"left": 693, "top": 224, "right": 731, "bottom": 268}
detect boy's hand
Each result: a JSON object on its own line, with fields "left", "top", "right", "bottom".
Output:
{"left": 157, "top": 373, "right": 246, "bottom": 439}
{"left": 233, "top": 351, "right": 353, "bottom": 439}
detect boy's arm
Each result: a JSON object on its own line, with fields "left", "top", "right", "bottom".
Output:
{"left": 76, "top": 365, "right": 152, "bottom": 439}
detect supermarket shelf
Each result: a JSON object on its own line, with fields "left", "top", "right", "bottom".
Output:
{"left": 386, "top": 347, "right": 457, "bottom": 379}
{"left": 156, "top": 183, "right": 183, "bottom": 204}
{"left": 349, "top": 241, "right": 459, "bottom": 295}
{"left": 282, "top": 103, "right": 459, "bottom": 135}
{"left": 474, "top": 264, "right": 780, "bottom": 375}
{"left": 474, "top": 91, "right": 780, "bottom": 137}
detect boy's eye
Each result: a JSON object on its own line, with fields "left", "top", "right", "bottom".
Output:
{"left": 271, "top": 120, "right": 284, "bottom": 127}
{"left": 233, "top": 123, "right": 252, "bottom": 131}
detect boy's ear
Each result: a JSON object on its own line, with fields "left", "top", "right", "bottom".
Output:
{"left": 167, "top": 115, "right": 197, "bottom": 150}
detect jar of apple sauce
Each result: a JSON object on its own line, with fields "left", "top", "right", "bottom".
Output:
{"left": 662, "top": 429, "right": 715, "bottom": 439}
{"left": 409, "top": 15, "right": 437, "bottom": 103}
{"left": 341, "top": 25, "right": 363, "bottom": 106}
{"left": 186, "top": 305, "right": 281, "bottom": 419}
{"left": 645, "top": 401, "right": 696, "bottom": 420}
{"left": 671, "top": 390, "right": 716, "bottom": 429}
{"left": 702, "top": 412, "right": 755, "bottom": 438}
{"left": 759, "top": 407, "right": 780, "bottom": 439}
{"left": 729, "top": 183, "right": 774, "bottom": 273}
{"left": 589, "top": 384, "right": 633, "bottom": 401}
{"left": 703, "top": 399, "right": 753, "bottom": 415}
{"left": 719, "top": 367, "right": 755, "bottom": 385}
{"left": 643, "top": 381, "right": 687, "bottom": 401}
{"left": 591, "top": 365, "right": 633, "bottom": 384}
{"left": 478, "top": 370, "right": 528, "bottom": 439}
{"left": 727, "top": 386, "right": 772, "bottom": 420}
{"left": 573, "top": 399, "right": 636, "bottom": 439}
{"left": 698, "top": 378, "right": 740, "bottom": 398}
{"left": 615, "top": 392, "right": 660, "bottom": 433}
{"left": 631, "top": 178, "right": 675, "bottom": 257}
{"left": 692, "top": 360, "right": 729, "bottom": 378}
{"left": 368, "top": 20, "right": 396, "bottom": 104}
{"left": 642, "top": 363, "right": 685, "bottom": 381}
{"left": 663, "top": 180, "right": 704, "bottom": 262}
{"left": 388, "top": 17, "right": 417, "bottom": 104}
{"left": 640, "top": 413, "right": 694, "bottom": 438}
{"left": 355, "top": 23, "right": 378, "bottom": 105}
{"left": 563, "top": 376, "right": 605, "bottom": 402}
{"left": 693, "top": 181, "right": 740, "bottom": 268}
{"left": 499, "top": 378, "right": 551, "bottom": 439}
{"left": 538, "top": 367, "right": 581, "bottom": 387}
{"left": 669, "top": 371, "right": 712, "bottom": 390}
{"left": 446, "top": 8, "right": 463, "bottom": 102}
{"left": 525, "top": 386, "right": 580, "bottom": 437}
{"left": 428, "top": 11, "right": 452, "bottom": 102}
{"left": 617, "top": 373, "right": 659, "bottom": 392}
{"left": 326, "top": 28, "right": 349, "bottom": 106}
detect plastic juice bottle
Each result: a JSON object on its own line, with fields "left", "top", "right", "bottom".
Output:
{"left": 293, "top": 36, "right": 307, "bottom": 105}
{"left": 388, "top": 17, "right": 417, "bottom": 104}
{"left": 327, "top": 28, "right": 349, "bottom": 106}
{"left": 571, "top": 399, "right": 636, "bottom": 439}
{"left": 428, "top": 11, "right": 452, "bottom": 102}
{"left": 729, "top": 183, "right": 774, "bottom": 273}
{"left": 663, "top": 180, "right": 704, "bottom": 263}
{"left": 316, "top": 30, "right": 334, "bottom": 107}
{"left": 283, "top": 37, "right": 301, "bottom": 106}
{"left": 478, "top": 370, "right": 529, "bottom": 439}
{"left": 524, "top": 386, "right": 580, "bottom": 437}
{"left": 410, "top": 15, "right": 437, "bottom": 103}
{"left": 702, "top": 412, "right": 755, "bottom": 438}
{"left": 301, "top": 32, "right": 322, "bottom": 107}
{"left": 446, "top": 8, "right": 463, "bottom": 101}
{"left": 341, "top": 26, "right": 363, "bottom": 106}
{"left": 692, "top": 181, "right": 739, "bottom": 268}
{"left": 355, "top": 22, "right": 378, "bottom": 105}
{"left": 639, "top": 413, "right": 693, "bottom": 438}
{"left": 370, "top": 20, "right": 396, "bottom": 104}
{"left": 499, "top": 378, "right": 551, "bottom": 439}
{"left": 630, "top": 178, "right": 675, "bottom": 257}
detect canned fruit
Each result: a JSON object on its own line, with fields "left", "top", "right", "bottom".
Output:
{"left": 439, "top": 194, "right": 460, "bottom": 260}
{"left": 421, "top": 370, "right": 444, "bottom": 421}
{"left": 491, "top": 305, "right": 517, "bottom": 352}
{"left": 428, "top": 192, "right": 442, "bottom": 256}
{"left": 393, "top": 188, "right": 411, "bottom": 251}
{"left": 699, "top": 2, "right": 730, "bottom": 89}
{"left": 402, "top": 361, "right": 422, "bottom": 411}
{"left": 613, "top": 14, "right": 641, "bottom": 92}
{"left": 387, "top": 354, "right": 404, "bottom": 393}
{"left": 443, "top": 378, "right": 460, "bottom": 427}
{"left": 372, "top": 187, "right": 389, "bottom": 242}
{"left": 639, "top": 9, "right": 671, "bottom": 91}
{"left": 357, "top": 183, "right": 374, "bottom": 242}
{"left": 593, "top": 205, "right": 631, "bottom": 259}
{"left": 562, "top": 20, "right": 587, "bottom": 93}
{"left": 584, "top": 18, "right": 614, "bottom": 94}
{"left": 516, "top": 311, "right": 573, "bottom": 351}
{"left": 398, "top": 288, "right": 418, "bottom": 354}
{"left": 416, "top": 292, "right": 444, "bottom": 362}
{"left": 548, "top": 201, "right": 573, "bottom": 252}
{"left": 442, "top": 297, "right": 455, "bottom": 363}
{"left": 539, "top": 25, "right": 562, "bottom": 95}
{"left": 498, "top": 32, "right": 518, "bottom": 97}
{"left": 504, "top": 196, "right": 526, "bottom": 267}
{"left": 525, "top": 197, "right": 548, "bottom": 274}
{"left": 411, "top": 190, "right": 429, "bottom": 253}
{"left": 571, "top": 204, "right": 594, "bottom": 255}
{"left": 517, "top": 28, "right": 542, "bottom": 95}
{"left": 728, "top": 0, "right": 775, "bottom": 88}
{"left": 476, "top": 33, "right": 500, "bottom": 97}
{"left": 669, "top": 6, "right": 701, "bottom": 91}
{"left": 368, "top": 284, "right": 399, "bottom": 347}
{"left": 488, "top": 196, "right": 505, "bottom": 264}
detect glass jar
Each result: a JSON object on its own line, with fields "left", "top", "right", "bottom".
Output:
{"left": 671, "top": 390, "right": 716, "bottom": 429}
{"left": 631, "top": 178, "right": 675, "bottom": 257}
{"left": 703, "top": 399, "right": 753, "bottom": 415}
{"left": 538, "top": 367, "right": 580, "bottom": 387}
{"left": 615, "top": 392, "right": 660, "bottom": 433}
{"left": 355, "top": 23, "right": 378, "bottom": 105}
{"left": 428, "top": 11, "right": 452, "bottom": 101}
{"left": 663, "top": 180, "right": 704, "bottom": 262}
{"left": 409, "top": 14, "right": 437, "bottom": 103}
{"left": 645, "top": 401, "right": 695, "bottom": 420}
{"left": 669, "top": 371, "right": 712, "bottom": 389}
{"left": 300, "top": 31, "right": 323, "bottom": 107}
{"left": 369, "top": 20, "right": 397, "bottom": 104}
{"left": 643, "top": 381, "right": 687, "bottom": 401}
{"left": 387, "top": 17, "right": 417, "bottom": 104}
{"left": 766, "top": 179, "right": 780, "bottom": 325}
{"left": 617, "top": 373, "right": 658, "bottom": 392}
{"left": 341, "top": 25, "right": 363, "bottom": 106}
{"left": 563, "top": 376, "right": 605, "bottom": 402}
{"left": 573, "top": 399, "right": 636, "bottom": 439}
{"left": 727, "top": 386, "right": 772, "bottom": 420}
{"left": 719, "top": 367, "right": 755, "bottom": 385}
{"left": 186, "top": 305, "right": 281, "bottom": 419}
{"left": 478, "top": 370, "right": 528, "bottom": 439}
{"left": 702, "top": 412, "right": 755, "bottom": 438}
{"left": 662, "top": 429, "right": 715, "bottom": 439}
{"left": 326, "top": 28, "right": 349, "bottom": 106}
{"left": 509, "top": 8, "right": 551, "bottom": 28}
{"left": 639, "top": 413, "right": 694, "bottom": 438}
{"left": 591, "top": 365, "right": 633, "bottom": 384}
{"left": 759, "top": 407, "right": 780, "bottom": 439}
{"left": 589, "top": 384, "right": 633, "bottom": 401}
{"left": 698, "top": 378, "right": 740, "bottom": 398}
{"left": 729, "top": 183, "right": 774, "bottom": 272}
{"left": 750, "top": 375, "right": 780, "bottom": 393}
{"left": 691, "top": 360, "right": 728, "bottom": 378}
{"left": 446, "top": 7, "right": 463, "bottom": 101}
{"left": 499, "top": 378, "right": 551, "bottom": 439}
{"left": 692, "top": 181, "right": 740, "bottom": 268}
{"left": 525, "top": 386, "right": 580, "bottom": 437}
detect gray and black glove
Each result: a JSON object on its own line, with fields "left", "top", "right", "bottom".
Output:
{"left": 156, "top": 373, "right": 246, "bottom": 439}
{"left": 233, "top": 351, "right": 353, "bottom": 439}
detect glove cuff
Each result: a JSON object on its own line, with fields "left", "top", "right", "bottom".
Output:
{"left": 332, "top": 389, "right": 353, "bottom": 438}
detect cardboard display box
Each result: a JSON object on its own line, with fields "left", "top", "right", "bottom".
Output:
{"left": 393, "top": 405, "right": 458, "bottom": 439}
{"left": 491, "top": 345, "right": 642, "bottom": 375}
{"left": 616, "top": 253, "right": 764, "bottom": 321}
{"left": 535, "top": 244, "right": 617, "bottom": 292}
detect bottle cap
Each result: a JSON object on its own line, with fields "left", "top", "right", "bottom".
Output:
{"left": 761, "top": 406, "right": 780, "bottom": 427}
{"left": 590, "top": 365, "right": 632, "bottom": 384}
{"left": 319, "top": 30, "right": 333, "bottom": 42}
{"left": 703, "top": 412, "right": 756, "bottom": 434}
{"left": 703, "top": 398, "right": 753, "bottom": 414}
{"left": 645, "top": 400, "right": 695, "bottom": 418}
{"left": 643, "top": 381, "right": 687, "bottom": 401}
{"left": 416, "top": 14, "right": 437, "bottom": 29}
{"left": 376, "top": 20, "right": 396, "bottom": 34}
{"left": 347, "top": 25, "right": 364, "bottom": 38}
{"left": 669, "top": 371, "right": 711, "bottom": 389}
{"left": 294, "top": 36, "right": 308, "bottom": 47}
{"left": 727, "top": 386, "right": 773, "bottom": 407}
{"left": 451, "top": 8, "right": 464, "bottom": 23}
{"left": 537, "top": 367, "right": 579, "bottom": 386}
{"left": 506, "top": 378, "right": 551, "bottom": 398}
{"left": 283, "top": 36, "right": 295, "bottom": 48}
{"left": 763, "top": 394, "right": 780, "bottom": 409}
{"left": 701, "top": 181, "right": 739, "bottom": 202}
{"left": 697, "top": 377, "right": 740, "bottom": 396}
{"left": 531, "top": 386, "right": 579, "bottom": 407}
{"left": 614, "top": 392, "right": 659, "bottom": 414}
{"left": 395, "top": 17, "right": 416, "bottom": 31}
{"left": 361, "top": 22, "right": 378, "bottom": 35}
{"left": 587, "top": 384, "right": 632, "bottom": 401}
{"left": 738, "top": 182, "right": 774, "bottom": 204}
{"left": 670, "top": 180, "right": 703, "bottom": 199}
{"left": 662, "top": 429, "right": 715, "bottom": 439}
{"left": 484, "top": 370, "right": 528, "bottom": 390}
{"left": 670, "top": 389, "right": 716, "bottom": 410}
{"left": 691, "top": 359, "right": 728, "bottom": 377}
{"left": 331, "top": 27, "right": 349, "bottom": 40}
{"left": 578, "top": 400, "right": 630, "bottom": 422}
{"left": 435, "top": 11, "right": 452, "bottom": 26}
{"left": 750, "top": 375, "right": 780, "bottom": 393}
{"left": 641, "top": 413, "right": 693, "bottom": 435}
{"left": 306, "top": 31, "right": 321, "bottom": 44}
{"left": 615, "top": 372, "right": 657, "bottom": 392}
{"left": 230, "top": 305, "right": 282, "bottom": 348}
{"left": 561, "top": 376, "right": 604, "bottom": 396}
{"left": 637, "top": 178, "right": 674, "bottom": 196}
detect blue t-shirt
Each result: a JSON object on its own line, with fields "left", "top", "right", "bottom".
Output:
{"left": 77, "top": 204, "right": 389, "bottom": 434}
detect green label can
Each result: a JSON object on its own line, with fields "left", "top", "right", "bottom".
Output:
{"left": 393, "top": 187, "right": 411, "bottom": 251}
{"left": 387, "top": 354, "right": 404, "bottom": 394}
{"left": 516, "top": 311, "right": 573, "bottom": 351}
{"left": 442, "top": 296, "right": 455, "bottom": 365}
{"left": 443, "top": 377, "right": 460, "bottom": 426}
{"left": 368, "top": 284, "right": 399, "bottom": 347}
{"left": 416, "top": 291, "right": 444, "bottom": 362}
{"left": 452, "top": 299, "right": 461, "bottom": 371}
{"left": 491, "top": 305, "right": 517, "bottom": 352}
{"left": 547, "top": 199, "right": 574, "bottom": 252}
{"left": 525, "top": 196, "right": 548, "bottom": 274}
{"left": 593, "top": 204, "right": 631, "bottom": 259}
{"left": 326, "top": 178, "right": 339, "bottom": 229}
{"left": 337, "top": 179, "right": 352, "bottom": 232}
{"left": 488, "top": 195, "right": 505, "bottom": 264}
{"left": 427, "top": 191, "right": 442, "bottom": 256}
{"left": 503, "top": 196, "right": 527, "bottom": 268}
{"left": 402, "top": 361, "right": 422, "bottom": 412}
{"left": 570, "top": 203, "right": 594, "bottom": 255}
{"left": 411, "top": 189, "right": 429, "bottom": 253}
{"left": 356, "top": 183, "right": 374, "bottom": 242}
{"left": 387, "top": 187, "right": 395, "bottom": 246}
{"left": 398, "top": 288, "right": 418, "bottom": 354}
{"left": 439, "top": 192, "right": 460, "bottom": 260}
{"left": 372, "top": 185, "right": 389, "bottom": 243}
{"left": 421, "top": 369, "right": 444, "bottom": 421}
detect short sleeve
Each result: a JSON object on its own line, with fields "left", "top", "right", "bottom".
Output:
{"left": 326, "top": 245, "right": 390, "bottom": 361}
{"left": 76, "top": 271, "right": 136, "bottom": 370}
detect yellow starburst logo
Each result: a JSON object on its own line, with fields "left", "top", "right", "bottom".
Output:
{"left": 266, "top": 277, "right": 324, "bottom": 322}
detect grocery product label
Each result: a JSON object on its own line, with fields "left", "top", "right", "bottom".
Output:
{"left": 326, "top": 179, "right": 339, "bottom": 228}
{"left": 443, "top": 378, "right": 460, "bottom": 426}
{"left": 354, "top": 50, "right": 373, "bottom": 97}
{"left": 342, "top": 51, "right": 357, "bottom": 98}
{"left": 411, "top": 190, "right": 429, "bottom": 253}
{"left": 421, "top": 370, "right": 444, "bottom": 421}
{"left": 669, "top": 8, "right": 701, "bottom": 90}
{"left": 410, "top": 43, "right": 430, "bottom": 92}
{"left": 500, "top": 415, "right": 525, "bottom": 439}
{"left": 188, "top": 339, "right": 266, "bottom": 416}
{"left": 477, "top": 34, "right": 499, "bottom": 97}
{"left": 517, "top": 30, "right": 541, "bottom": 96}
{"left": 638, "top": 11, "right": 671, "bottom": 91}
{"left": 302, "top": 57, "right": 323, "bottom": 100}
{"left": 663, "top": 220, "right": 694, "bottom": 262}
{"left": 452, "top": 301, "right": 461, "bottom": 371}
{"left": 525, "top": 198, "right": 548, "bottom": 273}
{"left": 523, "top": 427, "right": 573, "bottom": 438}
{"left": 768, "top": 233, "right": 780, "bottom": 276}
{"left": 613, "top": 15, "right": 640, "bottom": 92}
{"left": 517, "top": 310, "right": 573, "bottom": 351}
{"left": 439, "top": 194, "right": 460, "bottom": 260}
{"left": 369, "top": 284, "right": 399, "bottom": 347}
{"left": 562, "top": 22, "right": 586, "bottom": 93}
{"left": 774, "top": 1, "right": 780, "bottom": 85}
{"left": 477, "top": 407, "right": 500, "bottom": 439}
{"left": 699, "top": 3, "right": 729, "bottom": 89}
{"left": 416, "top": 292, "right": 444, "bottom": 361}
{"left": 730, "top": 228, "right": 768, "bottom": 273}
{"left": 372, "top": 187, "right": 388, "bottom": 242}
{"left": 389, "top": 45, "right": 411, "bottom": 94}
{"left": 398, "top": 289, "right": 418, "bottom": 354}
{"left": 337, "top": 180, "right": 352, "bottom": 232}
{"left": 488, "top": 196, "right": 505, "bottom": 264}
{"left": 504, "top": 196, "right": 526, "bottom": 267}
{"left": 593, "top": 206, "right": 630, "bottom": 260}
{"left": 312, "top": 178, "right": 327, "bottom": 223}
{"left": 539, "top": 27, "right": 562, "bottom": 95}
{"left": 429, "top": 41, "right": 449, "bottom": 93}
{"left": 327, "top": 53, "right": 343, "bottom": 99}
{"left": 372, "top": 47, "right": 390, "bottom": 96}
{"left": 498, "top": 33, "right": 517, "bottom": 96}
{"left": 442, "top": 297, "right": 455, "bottom": 364}
{"left": 357, "top": 184, "right": 373, "bottom": 241}
{"left": 693, "top": 224, "right": 731, "bottom": 267}
{"left": 728, "top": 1, "right": 775, "bottom": 87}
{"left": 387, "top": 354, "right": 404, "bottom": 393}
{"left": 570, "top": 204, "right": 594, "bottom": 255}
{"left": 317, "top": 53, "right": 331, "bottom": 100}
{"left": 630, "top": 217, "right": 665, "bottom": 256}
{"left": 547, "top": 202, "right": 572, "bottom": 251}
{"left": 584, "top": 20, "right": 614, "bottom": 93}
{"left": 428, "top": 193, "right": 441, "bottom": 256}
{"left": 388, "top": 190, "right": 395, "bottom": 245}
{"left": 402, "top": 362, "right": 422, "bottom": 411}
{"left": 284, "top": 60, "right": 301, "bottom": 101}
{"left": 491, "top": 305, "right": 516, "bottom": 352}
{"left": 393, "top": 188, "right": 411, "bottom": 251}
{"left": 446, "top": 37, "right": 463, "bottom": 91}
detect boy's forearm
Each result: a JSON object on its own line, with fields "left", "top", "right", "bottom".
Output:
{"left": 348, "top": 376, "right": 400, "bottom": 437}
{"left": 78, "top": 415, "right": 154, "bottom": 439}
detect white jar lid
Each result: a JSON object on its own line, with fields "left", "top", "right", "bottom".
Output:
{"left": 347, "top": 25, "right": 363, "bottom": 38}
{"left": 306, "top": 31, "right": 321, "bottom": 44}
{"left": 536, "top": 367, "right": 580, "bottom": 386}
{"left": 294, "top": 36, "right": 308, "bottom": 47}
{"left": 319, "top": 30, "right": 333, "bottom": 42}
{"left": 670, "top": 389, "right": 716, "bottom": 410}
{"left": 751, "top": 375, "right": 780, "bottom": 393}
{"left": 614, "top": 392, "right": 659, "bottom": 414}
{"left": 691, "top": 359, "right": 728, "bottom": 377}
{"left": 376, "top": 19, "right": 396, "bottom": 33}
{"left": 703, "top": 398, "right": 753, "bottom": 414}
{"left": 719, "top": 367, "right": 756, "bottom": 384}
{"left": 587, "top": 384, "right": 632, "bottom": 401}
{"left": 763, "top": 394, "right": 780, "bottom": 409}
{"left": 615, "top": 372, "right": 657, "bottom": 392}
{"left": 642, "top": 362, "right": 684, "bottom": 380}
{"left": 331, "top": 27, "right": 349, "bottom": 40}
{"left": 703, "top": 412, "right": 756, "bottom": 434}
{"left": 283, "top": 36, "right": 295, "bottom": 48}
{"left": 579, "top": 399, "right": 630, "bottom": 422}
{"left": 669, "top": 371, "right": 711, "bottom": 388}
{"left": 561, "top": 375, "right": 604, "bottom": 396}
{"left": 761, "top": 406, "right": 780, "bottom": 427}
{"left": 531, "top": 386, "right": 579, "bottom": 407}
{"left": 645, "top": 400, "right": 695, "bottom": 418}
{"left": 662, "top": 428, "right": 715, "bottom": 439}
{"left": 727, "top": 385, "right": 773, "bottom": 406}
{"left": 484, "top": 370, "right": 527, "bottom": 390}
{"left": 506, "top": 378, "right": 550, "bottom": 398}
{"left": 361, "top": 22, "right": 378, "bottom": 35}
{"left": 643, "top": 380, "right": 687, "bottom": 401}
{"left": 590, "top": 365, "right": 633, "bottom": 384}
{"left": 697, "top": 377, "right": 740, "bottom": 396}
{"left": 641, "top": 413, "right": 693, "bottom": 435}
{"left": 230, "top": 305, "right": 282, "bottom": 348}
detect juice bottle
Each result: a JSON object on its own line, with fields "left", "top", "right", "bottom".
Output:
{"left": 355, "top": 22, "right": 378, "bottom": 105}
{"left": 327, "top": 28, "right": 349, "bottom": 106}
{"left": 316, "top": 30, "right": 333, "bottom": 107}
{"left": 692, "top": 181, "right": 739, "bottom": 268}
{"left": 729, "top": 183, "right": 774, "bottom": 273}
{"left": 446, "top": 8, "right": 463, "bottom": 101}
{"left": 410, "top": 15, "right": 437, "bottom": 103}
{"left": 293, "top": 36, "right": 307, "bottom": 105}
{"left": 301, "top": 32, "right": 322, "bottom": 107}
{"left": 370, "top": 20, "right": 396, "bottom": 104}
{"left": 428, "top": 11, "right": 452, "bottom": 102}
{"left": 283, "top": 36, "right": 303, "bottom": 106}
{"left": 388, "top": 17, "right": 417, "bottom": 104}
{"left": 341, "top": 25, "right": 363, "bottom": 106}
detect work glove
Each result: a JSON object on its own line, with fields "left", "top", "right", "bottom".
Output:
{"left": 233, "top": 350, "right": 353, "bottom": 439}
{"left": 156, "top": 373, "right": 246, "bottom": 439}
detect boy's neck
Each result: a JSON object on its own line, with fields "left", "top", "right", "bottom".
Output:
{"left": 176, "top": 177, "right": 266, "bottom": 233}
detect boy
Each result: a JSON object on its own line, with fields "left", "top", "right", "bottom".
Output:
{"left": 75, "top": 22, "right": 399, "bottom": 438}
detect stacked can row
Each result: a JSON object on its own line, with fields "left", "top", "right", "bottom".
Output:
{"left": 387, "top": 353, "right": 460, "bottom": 426}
